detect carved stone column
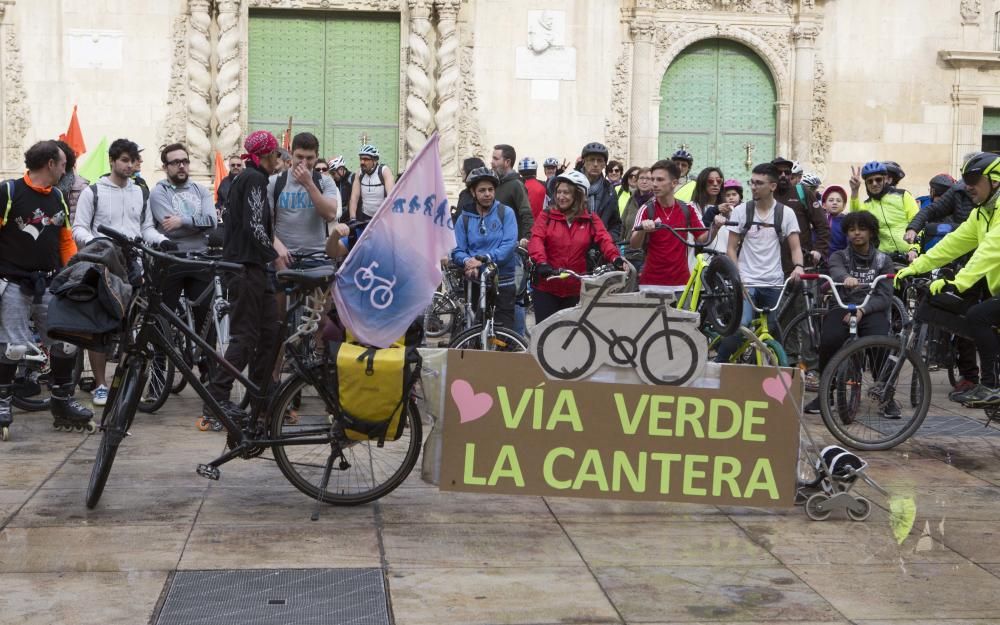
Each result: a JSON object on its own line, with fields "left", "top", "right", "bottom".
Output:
{"left": 791, "top": 23, "right": 819, "bottom": 165}
{"left": 215, "top": 0, "right": 243, "bottom": 162}
{"left": 0, "top": 0, "right": 27, "bottom": 172}
{"left": 186, "top": 0, "right": 213, "bottom": 174}
{"left": 628, "top": 14, "right": 657, "bottom": 165}
{"left": 434, "top": 0, "right": 461, "bottom": 182}
{"left": 404, "top": 0, "right": 434, "bottom": 166}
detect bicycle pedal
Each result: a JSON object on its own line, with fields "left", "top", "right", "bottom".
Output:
{"left": 196, "top": 464, "right": 221, "bottom": 480}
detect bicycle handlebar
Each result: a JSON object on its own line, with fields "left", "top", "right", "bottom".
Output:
{"left": 797, "top": 273, "right": 895, "bottom": 312}
{"left": 547, "top": 264, "right": 634, "bottom": 282}
{"left": 96, "top": 225, "right": 244, "bottom": 274}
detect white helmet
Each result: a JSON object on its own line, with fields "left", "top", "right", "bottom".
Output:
{"left": 543, "top": 157, "right": 560, "bottom": 168}
{"left": 359, "top": 144, "right": 380, "bottom": 159}
{"left": 555, "top": 170, "right": 590, "bottom": 194}
{"left": 801, "top": 172, "right": 821, "bottom": 188}
{"left": 328, "top": 156, "right": 345, "bottom": 169}
{"left": 790, "top": 160, "right": 804, "bottom": 175}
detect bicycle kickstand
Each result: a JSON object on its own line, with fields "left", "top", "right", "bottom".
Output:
{"left": 310, "top": 452, "right": 336, "bottom": 521}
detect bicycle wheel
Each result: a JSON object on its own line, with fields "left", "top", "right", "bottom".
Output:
{"left": 889, "top": 295, "right": 908, "bottom": 335}
{"left": 170, "top": 325, "right": 192, "bottom": 394}
{"left": 534, "top": 320, "right": 597, "bottom": 380}
{"left": 737, "top": 337, "right": 789, "bottom": 367}
{"left": 86, "top": 358, "right": 144, "bottom": 509}
{"left": 269, "top": 371, "right": 422, "bottom": 505}
{"left": 138, "top": 342, "right": 173, "bottom": 414}
{"left": 448, "top": 325, "right": 529, "bottom": 352}
{"left": 779, "top": 309, "right": 826, "bottom": 372}
{"left": 423, "top": 293, "right": 459, "bottom": 339}
{"left": 639, "top": 329, "right": 698, "bottom": 385}
{"left": 818, "top": 335, "right": 930, "bottom": 451}
{"left": 700, "top": 255, "right": 744, "bottom": 336}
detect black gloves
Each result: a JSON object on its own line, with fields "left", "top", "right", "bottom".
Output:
{"left": 613, "top": 256, "right": 626, "bottom": 271}
{"left": 156, "top": 239, "right": 179, "bottom": 252}
{"left": 535, "top": 263, "right": 557, "bottom": 279}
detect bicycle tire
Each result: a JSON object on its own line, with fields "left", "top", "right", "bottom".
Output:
{"left": 423, "top": 292, "right": 459, "bottom": 339}
{"left": 639, "top": 329, "right": 699, "bottom": 385}
{"left": 889, "top": 295, "right": 908, "bottom": 335}
{"left": 818, "top": 335, "right": 930, "bottom": 451}
{"left": 269, "top": 371, "right": 421, "bottom": 505}
{"left": 11, "top": 366, "right": 49, "bottom": 412}
{"left": 170, "top": 325, "right": 192, "bottom": 394}
{"left": 138, "top": 342, "right": 173, "bottom": 414}
{"left": 86, "top": 359, "right": 144, "bottom": 509}
{"left": 534, "top": 320, "right": 597, "bottom": 380}
{"left": 448, "top": 326, "right": 529, "bottom": 352}
{"left": 701, "top": 255, "right": 744, "bottom": 337}
{"left": 778, "top": 309, "right": 826, "bottom": 371}
{"left": 761, "top": 338, "right": 789, "bottom": 367}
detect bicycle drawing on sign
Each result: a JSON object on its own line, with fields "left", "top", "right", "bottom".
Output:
{"left": 530, "top": 265, "right": 707, "bottom": 386}
{"left": 353, "top": 260, "right": 396, "bottom": 310}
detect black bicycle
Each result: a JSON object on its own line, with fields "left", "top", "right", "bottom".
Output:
{"left": 86, "top": 225, "right": 422, "bottom": 509}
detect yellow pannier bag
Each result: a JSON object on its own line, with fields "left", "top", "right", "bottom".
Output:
{"left": 329, "top": 341, "right": 419, "bottom": 444}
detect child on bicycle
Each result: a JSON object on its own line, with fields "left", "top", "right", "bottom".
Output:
{"left": 804, "top": 211, "right": 895, "bottom": 415}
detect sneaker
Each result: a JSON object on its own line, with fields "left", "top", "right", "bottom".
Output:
{"left": 804, "top": 370, "right": 820, "bottom": 393}
{"left": 803, "top": 397, "right": 821, "bottom": 414}
{"left": 953, "top": 383, "right": 1000, "bottom": 406}
{"left": 92, "top": 385, "right": 109, "bottom": 407}
{"left": 948, "top": 377, "right": 978, "bottom": 401}
{"left": 880, "top": 400, "right": 902, "bottom": 419}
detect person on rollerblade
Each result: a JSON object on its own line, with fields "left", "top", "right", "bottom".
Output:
{"left": 0, "top": 140, "right": 95, "bottom": 439}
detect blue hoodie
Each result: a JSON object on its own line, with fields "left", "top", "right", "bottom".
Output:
{"left": 451, "top": 200, "right": 518, "bottom": 285}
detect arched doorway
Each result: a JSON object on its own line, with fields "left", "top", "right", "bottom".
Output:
{"left": 658, "top": 39, "right": 776, "bottom": 182}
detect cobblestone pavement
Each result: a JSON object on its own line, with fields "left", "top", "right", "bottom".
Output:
{"left": 2, "top": 371, "right": 1000, "bottom": 625}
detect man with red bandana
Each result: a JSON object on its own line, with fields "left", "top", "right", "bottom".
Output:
{"left": 206, "top": 130, "right": 281, "bottom": 419}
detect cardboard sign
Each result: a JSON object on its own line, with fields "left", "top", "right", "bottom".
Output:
{"left": 440, "top": 351, "right": 801, "bottom": 507}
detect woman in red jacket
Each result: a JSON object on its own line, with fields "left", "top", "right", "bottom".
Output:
{"left": 528, "top": 170, "right": 625, "bottom": 322}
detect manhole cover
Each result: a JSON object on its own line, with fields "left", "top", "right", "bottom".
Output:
{"left": 156, "top": 568, "right": 390, "bottom": 625}
{"left": 917, "top": 413, "right": 1000, "bottom": 437}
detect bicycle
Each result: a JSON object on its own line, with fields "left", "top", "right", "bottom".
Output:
{"left": 86, "top": 225, "right": 422, "bottom": 510}
{"left": 447, "top": 256, "right": 529, "bottom": 352}
{"left": 812, "top": 273, "right": 932, "bottom": 451}
{"left": 534, "top": 265, "right": 704, "bottom": 385}
{"left": 423, "top": 264, "right": 466, "bottom": 340}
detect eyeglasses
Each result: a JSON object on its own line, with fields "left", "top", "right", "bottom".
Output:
{"left": 628, "top": 173, "right": 639, "bottom": 178}
{"left": 865, "top": 176, "right": 885, "bottom": 185}
{"left": 314, "top": 166, "right": 329, "bottom": 172}
{"left": 749, "top": 180, "right": 770, "bottom": 187}
{"left": 166, "top": 159, "right": 190, "bottom": 167}
{"left": 610, "top": 168, "right": 622, "bottom": 173}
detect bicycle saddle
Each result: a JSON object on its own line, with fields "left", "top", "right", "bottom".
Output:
{"left": 276, "top": 266, "right": 336, "bottom": 290}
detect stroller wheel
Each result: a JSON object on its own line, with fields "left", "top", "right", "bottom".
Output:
{"left": 847, "top": 496, "right": 872, "bottom": 522}
{"left": 805, "top": 492, "right": 832, "bottom": 521}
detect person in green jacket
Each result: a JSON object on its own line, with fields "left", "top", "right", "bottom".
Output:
{"left": 849, "top": 161, "right": 920, "bottom": 259}
{"left": 895, "top": 152, "right": 1000, "bottom": 405}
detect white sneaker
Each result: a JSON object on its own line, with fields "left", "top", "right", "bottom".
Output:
{"left": 92, "top": 385, "right": 109, "bottom": 407}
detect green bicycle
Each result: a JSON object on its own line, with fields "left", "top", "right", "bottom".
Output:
{"left": 722, "top": 276, "right": 799, "bottom": 366}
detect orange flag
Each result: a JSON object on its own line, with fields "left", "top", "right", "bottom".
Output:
{"left": 58, "top": 105, "right": 86, "bottom": 158}
{"left": 213, "top": 150, "right": 227, "bottom": 203}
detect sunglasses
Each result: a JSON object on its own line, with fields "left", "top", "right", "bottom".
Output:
{"left": 166, "top": 159, "right": 191, "bottom": 167}
{"left": 865, "top": 176, "right": 886, "bottom": 185}
{"left": 610, "top": 168, "right": 622, "bottom": 173}
{"left": 314, "top": 166, "right": 329, "bottom": 172}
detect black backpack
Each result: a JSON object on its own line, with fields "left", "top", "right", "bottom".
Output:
{"left": 88, "top": 180, "right": 150, "bottom": 232}
{"left": 734, "top": 200, "right": 789, "bottom": 268}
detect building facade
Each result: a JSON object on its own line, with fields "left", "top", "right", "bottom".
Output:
{"left": 3, "top": 0, "right": 1000, "bottom": 193}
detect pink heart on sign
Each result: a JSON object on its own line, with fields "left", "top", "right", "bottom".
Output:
{"left": 761, "top": 372, "right": 793, "bottom": 404}
{"left": 451, "top": 379, "right": 493, "bottom": 424}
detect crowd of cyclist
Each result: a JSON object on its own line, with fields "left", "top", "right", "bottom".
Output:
{"left": 3, "top": 127, "right": 1000, "bottom": 439}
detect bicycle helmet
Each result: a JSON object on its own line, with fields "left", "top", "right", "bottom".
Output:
{"left": 961, "top": 152, "right": 1000, "bottom": 185}
{"left": 543, "top": 157, "right": 559, "bottom": 168}
{"left": 801, "top": 172, "right": 821, "bottom": 188}
{"left": 883, "top": 160, "right": 905, "bottom": 183}
{"left": 555, "top": 169, "right": 590, "bottom": 194}
{"left": 722, "top": 178, "right": 743, "bottom": 192}
{"left": 929, "top": 173, "right": 955, "bottom": 195}
{"left": 465, "top": 166, "right": 500, "bottom": 189}
{"left": 517, "top": 157, "right": 538, "bottom": 172}
{"left": 581, "top": 142, "right": 609, "bottom": 160}
{"left": 671, "top": 149, "right": 694, "bottom": 164}
{"left": 328, "top": 155, "right": 345, "bottom": 169}
{"left": 790, "top": 160, "right": 804, "bottom": 175}
{"left": 860, "top": 161, "right": 887, "bottom": 178}
{"left": 358, "top": 144, "right": 380, "bottom": 159}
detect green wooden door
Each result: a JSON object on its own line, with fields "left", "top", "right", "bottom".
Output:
{"left": 659, "top": 39, "right": 776, "bottom": 182}
{"left": 248, "top": 11, "right": 401, "bottom": 170}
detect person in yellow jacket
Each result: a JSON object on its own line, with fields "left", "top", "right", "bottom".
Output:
{"left": 671, "top": 149, "right": 696, "bottom": 202}
{"left": 849, "top": 161, "right": 920, "bottom": 259}
{"left": 895, "top": 152, "right": 1000, "bottom": 405}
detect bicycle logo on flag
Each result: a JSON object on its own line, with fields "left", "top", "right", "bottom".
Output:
{"left": 353, "top": 260, "right": 397, "bottom": 310}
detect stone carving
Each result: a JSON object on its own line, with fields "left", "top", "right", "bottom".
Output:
{"left": 457, "top": 38, "right": 484, "bottom": 164}
{"left": 656, "top": 0, "right": 792, "bottom": 13}
{"left": 791, "top": 23, "right": 820, "bottom": 42}
{"left": 215, "top": 0, "right": 243, "bottom": 161}
{"left": 810, "top": 59, "right": 831, "bottom": 175}
{"left": 961, "top": 0, "right": 982, "bottom": 23}
{"left": 162, "top": 16, "right": 189, "bottom": 147}
{"left": 801, "top": 0, "right": 815, "bottom": 9}
{"left": 435, "top": 0, "right": 461, "bottom": 173}
{"left": 2, "top": 21, "right": 28, "bottom": 168}
{"left": 747, "top": 26, "right": 792, "bottom": 75}
{"left": 405, "top": 0, "right": 434, "bottom": 164}
{"left": 527, "top": 11, "right": 557, "bottom": 54}
{"left": 186, "top": 0, "right": 213, "bottom": 173}
{"left": 605, "top": 44, "right": 632, "bottom": 162}
{"left": 248, "top": 0, "right": 400, "bottom": 8}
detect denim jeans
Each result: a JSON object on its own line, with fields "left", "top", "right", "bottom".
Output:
{"left": 714, "top": 286, "right": 782, "bottom": 363}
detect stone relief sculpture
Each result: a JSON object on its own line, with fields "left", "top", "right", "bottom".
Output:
{"left": 215, "top": 0, "right": 243, "bottom": 161}
{"left": 811, "top": 59, "right": 831, "bottom": 175}
{"left": 405, "top": 0, "right": 434, "bottom": 163}
{"left": 961, "top": 0, "right": 982, "bottom": 23}
{"left": 162, "top": 16, "right": 189, "bottom": 146}
{"left": 605, "top": 45, "right": 632, "bottom": 161}
{"left": 2, "top": 15, "right": 28, "bottom": 169}
{"left": 527, "top": 11, "right": 557, "bottom": 54}
{"left": 186, "top": 0, "right": 213, "bottom": 172}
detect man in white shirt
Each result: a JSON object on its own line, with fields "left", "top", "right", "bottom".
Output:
{"left": 715, "top": 162, "right": 805, "bottom": 363}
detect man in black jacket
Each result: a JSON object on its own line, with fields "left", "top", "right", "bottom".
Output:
{"left": 215, "top": 154, "right": 243, "bottom": 217}
{"left": 207, "top": 130, "right": 281, "bottom": 417}
{"left": 579, "top": 142, "right": 622, "bottom": 238}
{"left": 491, "top": 144, "right": 533, "bottom": 245}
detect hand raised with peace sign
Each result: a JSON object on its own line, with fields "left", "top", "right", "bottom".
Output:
{"left": 849, "top": 165, "right": 862, "bottom": 196}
